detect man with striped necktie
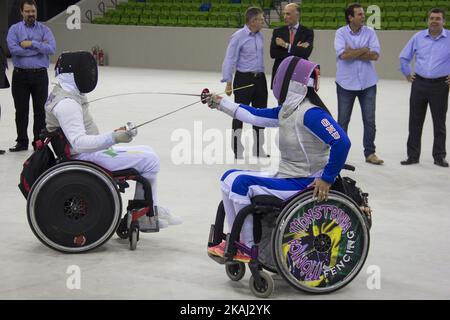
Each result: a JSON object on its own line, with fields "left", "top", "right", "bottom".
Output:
{"left": 270, "top": 2, "right": 314, "bottom": 88}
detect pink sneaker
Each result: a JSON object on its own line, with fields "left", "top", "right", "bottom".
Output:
{"left": 208, "top": 241, "right": 251, "bottom": 263}
{"left": 233, "top": 249, "right": 251, "bottom": 263}
{"left": 207, "top": 241, "right": 226, "bottom": 257}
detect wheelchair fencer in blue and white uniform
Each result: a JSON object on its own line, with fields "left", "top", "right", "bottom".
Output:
{"left": 206, "top": 56, "right": 372, "bottom": 297}
{"left": 26, "top": 51, "right": 181, "bottom": 253}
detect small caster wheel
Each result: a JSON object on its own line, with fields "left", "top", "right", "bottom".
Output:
{"left": 129, "top": 227, "right": 139, "bottom": 251}
{"left": 225, "top": 262, "right": 246, "bottom": 281}
{"left": 116, "top": 216, "right": 129, "bottom": 239}
{"left": 249, "top": 272, "right": 274, "bottom": 298}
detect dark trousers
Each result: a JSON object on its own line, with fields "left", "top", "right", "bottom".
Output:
{"left": 11, "top": 68, "right": 48, "bottom": 146}
{"left": 337, "top": 83, "right": 377, "bottom": 158}
{"left": 407, "top": 76, "right": 449, "bottom": 161}
{"left": 232, "top": 71, "right": 268, "bottom": 156}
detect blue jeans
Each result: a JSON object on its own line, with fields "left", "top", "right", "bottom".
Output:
{"left": 336, "top": 83, "right": 377, "bottom": 158}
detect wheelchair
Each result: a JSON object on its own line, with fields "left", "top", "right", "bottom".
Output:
{"left": 207, "top": 165, "right": 372, "bottom": 298}
{"left": 25, "top": 129, "right": 160, "bottom": 253}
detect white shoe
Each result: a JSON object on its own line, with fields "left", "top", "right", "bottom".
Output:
{"left": 158, "top": 218, "right": 169, "bottom": 229}
{"left": 157, "top": 206, "right": 183, "bottom": 225}
{"left": 137, "top": 214, "right": 158, "bottom": 232}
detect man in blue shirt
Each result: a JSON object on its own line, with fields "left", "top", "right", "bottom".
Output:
{"left": 0, "top": 45, "right": 10, "bottom": 155}
{"left": 221, "top": 7, "right": 268, "bottom": 159}
{"left": 334, "top": 4, "right": 383, "bottom": 165}
{"left": 7, "top": 0, "right": 56, "bottom": 152}
{"left": 399, "top": 8, "right": 450, "bottom": 167}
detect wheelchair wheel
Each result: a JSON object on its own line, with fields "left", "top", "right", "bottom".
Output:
{"left": 225, "top": 262, "right": 246, "bottom": 281}
{"left": 249, "top": 271, "right": 274, "bottom": 298}
{"left": 129, "top": 226, "right": 138, "bottom": 251}
{"left": 27, "top": 162, "right": 122, "bottom": 253}
{"left": 116, "top": 215, "right": 129, "bottom": 239}
{"left": 272, "top": 190, "right": 370, "bottom": 294}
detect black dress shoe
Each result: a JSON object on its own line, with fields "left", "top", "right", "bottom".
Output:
{"left": 0, "top": 149, "right": 5, "bottom": 155}
{"left": 9, "top": 144, "right": 28, "bottom": 152}
{"left": 400, "top": 158, "right": 419, "bottom": 165}
{"left": 434, "top": 159, "right": 449, "bottom": 167}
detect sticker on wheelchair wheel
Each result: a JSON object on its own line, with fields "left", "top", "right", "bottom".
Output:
{"left": 276, "top": 194, "right": 369, "bottom": 292}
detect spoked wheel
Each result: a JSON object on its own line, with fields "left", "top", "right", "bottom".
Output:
{"left": 27, "top": 162, "right": 122, "bottom": 253}
{"left": 249, "top": 272, "right": 274, "bottom": 298}
{"left": 225, "top": 262, "right": 246, "bottom": 281}
{"left": 272, "top": 190, "right": 370, "bottom": 294}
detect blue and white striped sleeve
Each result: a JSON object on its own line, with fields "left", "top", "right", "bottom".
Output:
{"left": 303, "top": 107, "right": 351, "bottom": 184}
{"left": 218, "top": 98, "right": 280, "bottom": 128}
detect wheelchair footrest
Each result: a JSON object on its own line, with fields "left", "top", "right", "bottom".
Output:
{"left": 207, "top": 251, "right": 227, "bottom": 265}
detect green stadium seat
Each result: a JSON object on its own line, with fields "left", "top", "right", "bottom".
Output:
{"left": 210, "top": 4, "right": 224, "bottom": 12}
{"left": 312, "top": 3, "right": 326, "bottom": 12}
{"left": 120, "top": 16, "right": 130, "bottom": 25}
{"left": 161, "top": 3, "right": 171, "bottom": 13}
{"left": 170, "top": 3, "right": 181, "bottom": 15}
{"left": 177, "top": 12, "right": 188, "bottom": 26}
{"left": 92, "top": 17, "right": 104, "bottom": 24}
{"left": 385, "top": 11, "right": 399, "bottom": 22}
{"left": 179, "top": 3, "right": 191, "bottom": 12}
{"left": 415, "top": 20, "right": 428, "bottom": 29}
{"left": 301, "top": 3, "right": 314, "bottom": 13}
{"left": 311, "top": 11, "right": 324, "bottom": 20}
{"left": 324, "top": 11, "right": 337, "bottom": 21}
{"left": 129, "top": 16, "right": 139, "bottom": 25}
{"left": 399, "top": 11, "right": 413, "bottom": 22}
{"left": 301, "top": 12, "right": 314, "bottom": 21}
{"left": 217, "top": 13, "right": 228, "bottom": 27}
{"left": 324, "top": 20, "right": 339, "bottom": 30}
{"left": 111, "top": 16, "right": 121, "bottom": 24}
{"left": 140, "top": 15, "right": 152, "bottom": 26}
{"left": 149, "top": 12, "right": 159, "bottom": 25}
{"left": 402, "top": 21, "right": 416, "bottom": 30}
{"left": 330, "top": 2, "right": 346, "bottom": 13}
{"left": 228, "top": 13, "right": 240, "bottom": 28}
{"left": 421, "top": 1, "right": 437, "bottom": 11}
{"left": 413, "top": 11, "right": 427, "bottom": 20}
{"left": 187, "top": 12, "right": 198, "bottom": 27}
{"left": 410, "top": 1, "right": 424, "bottom": 11}
{"left": 116, "top": 2, "right": 127, "bottom": 11}
{"left": 395, "top": 1, "right": 410, "bottom": 11}
{"left": 197, "top": 13, "right": 209, "bottom": 28}
{"left": 313, "top": 21, "right": 326, "bottom": 30}
{"left": 207, "top": 13, "right": 218, "bottom": 27}
{"left": 337, "top": 19, "right": 347, "bottom": 28}
{"left": 387, "top": 21, "right": 402, "bottom": 30}
{"left": 159, "top": 13, "right": 170, "bottom": 26}
{"left": 436, "top": 1, "right": 449, "bottom": 10}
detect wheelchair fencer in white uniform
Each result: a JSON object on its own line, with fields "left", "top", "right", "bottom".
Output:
{"left": 25, "top": 51, "right": 182, "bottom": 253}
{"left": 206, "top": 57, "right": 372, "bottom": 298}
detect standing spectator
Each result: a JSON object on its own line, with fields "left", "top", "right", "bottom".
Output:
{"left": 221, "top": 7, "right": 269, "bottom": 159}
{"left": 270, "top": 2, "right": 314, "bottom": 87}
{"left": 334, "top": 3, "right": 383, "bottom": 165}
{"left": 7, "top": 0, "right": 56, "bottom": 152}
{"left": 399, "top": 8, "right": 450, "bottom": 167}
{"left": 0, "top": 45, "right": 10, "bottom": 155}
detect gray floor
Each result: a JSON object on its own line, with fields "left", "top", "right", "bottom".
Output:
{"left": 0, "top": 66, "right": 449, "bottom": 299}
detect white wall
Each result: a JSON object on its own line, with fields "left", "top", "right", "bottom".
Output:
{"left": 45, "top": 21, "right": 417, "bottom": 80}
